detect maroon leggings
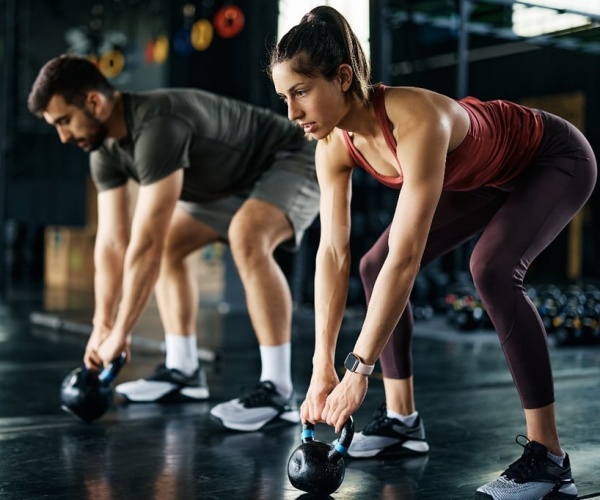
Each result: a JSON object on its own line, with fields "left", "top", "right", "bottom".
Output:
{"left": 359, "top": 111, "right": 597, "bottom": 409}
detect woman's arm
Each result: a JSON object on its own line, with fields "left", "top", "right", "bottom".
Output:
{"left": 302, "top": 132, "right": 355, "bottom": 423}
{"left": 324, "top": 92, "right": 452, "bottom": 431}
{"left": 353, "top": 98, "right": 449, "bottom": 362}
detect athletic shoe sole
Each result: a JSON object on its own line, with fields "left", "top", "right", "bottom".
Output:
{"left": 475, "top": 481, "right": 578, "bottom": 499}
{"left": 211, "top": 409, "right": 300, "bottom": 432}
{"left": 348, "top": 438, "right": 430, "bottom": 458}
{"left": 117, "top": 386, "right": 209, "bottom": 403}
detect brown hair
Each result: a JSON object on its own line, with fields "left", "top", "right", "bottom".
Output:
{"left": 268, "top": 6, "right": 371, "bottom": 105}
{"left": 28, "top": 55, "right": 115, "bottom": 116}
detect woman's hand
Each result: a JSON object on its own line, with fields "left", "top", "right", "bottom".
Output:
{"left": 301, "top": 368, "right": 340, "bottom": 424}
{"left": 322, "top": 370, "right": 368, "bottom": 433}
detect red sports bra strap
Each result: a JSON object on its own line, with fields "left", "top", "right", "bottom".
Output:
{"left": 372, "top": 85, "right": 398, "bottom": 155}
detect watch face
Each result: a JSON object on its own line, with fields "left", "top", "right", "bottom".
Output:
{"left": 344, "top": 353, "right": 358, "bottom": 372}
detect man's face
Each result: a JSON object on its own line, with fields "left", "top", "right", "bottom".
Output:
{"left": 43, "top": 94, "right": 108, "bottom": 152}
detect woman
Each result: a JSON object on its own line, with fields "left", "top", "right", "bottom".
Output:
{"left": 269, "top": 5, "right": 596, "bottom": 500}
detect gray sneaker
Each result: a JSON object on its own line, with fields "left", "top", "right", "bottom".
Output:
{"left": 210, "top": 381, "right": 300, "bottom": 432}
{"left": 476, "top": 436, "right": 577, "bottom": 499}
{"left": 347, "top": 404, "right": 429, "bottom": 458}
{"left": 115, "top": 363, "right": 209, "bottom": 402}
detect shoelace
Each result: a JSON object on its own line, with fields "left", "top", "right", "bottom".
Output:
{"left": 151, "top": 364, "right": 173, "bottom": 379}
{"left": 363, "top": 403, "right": 390, "bottom": 433}
{"left": 503, "top": 435, "right": 547, "bottom": 481}
{"left": 239, "top": 382, "right": 276, "bottom": 406}
{"left": 149, "top": 364, "right": 194, "bottom": 384}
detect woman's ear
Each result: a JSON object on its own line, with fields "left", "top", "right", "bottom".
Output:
{"left": 338, "top": 64, "right": 353, "bottom": 92}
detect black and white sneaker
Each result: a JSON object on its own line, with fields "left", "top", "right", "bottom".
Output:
{"left": 347, "top": 404, "right": 429, "bottom": 458}
{"left": 115, "top": 363, "right": 209, "bottom": 402}
{"left": 210, "top": 381, "right": 300, "bottom": 432}
{"left": 476, "top": 436, "right": 577, "bottom": 499}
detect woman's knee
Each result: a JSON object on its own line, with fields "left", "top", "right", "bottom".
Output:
{"left": 470, "top": 253, "right": 518, "bottom": 300}
{"left": 359, "top": 247, "right": 386, "bottom": 285}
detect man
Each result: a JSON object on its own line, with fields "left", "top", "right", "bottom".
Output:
{"left": 28, "top": 55, "right": 320, "bottom": 431}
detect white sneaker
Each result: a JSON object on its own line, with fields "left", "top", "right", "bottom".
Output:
{"left": 348, "top": 404, "right": 429, "bottom": 458}
{"left": 115, "top": 363, "right": 209, "bottom": 402}
{"left": 476, "top": 436, "right": 577, "bottom": 499}
{"left": 210, "top": 381, "right": 299, "bottom": 431}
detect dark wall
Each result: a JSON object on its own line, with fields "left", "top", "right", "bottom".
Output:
{"left": 168, "top": 0, "right": 280, "bottom": 109}
{"left": 1, "top": 0, "right": 171, "bottom": 286}
{"left": 6, "top": 0, "right": 170, "bottom": 227}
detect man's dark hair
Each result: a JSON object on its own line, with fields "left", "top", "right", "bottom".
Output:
{"left": 28, "top": 55, "right": 116, "bottom": 116}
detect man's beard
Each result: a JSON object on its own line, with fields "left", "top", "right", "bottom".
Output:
{"left": 78, "top": 109, "right": 108, "bottom": 151}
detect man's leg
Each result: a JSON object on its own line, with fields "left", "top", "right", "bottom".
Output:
{"left": 228, "top": 198, "right": 295, "bottom": 393}
{"left": 209, "top": 199, "right": 303, "bottom": 431}
{"left": 156, "top": 209, "right": 222, "bottom": 369}
{"left": 210, "top": 143, "right": 320, "bottom": 431}
{"left": 115, "top": 208, "right": 221, "bottom": 402}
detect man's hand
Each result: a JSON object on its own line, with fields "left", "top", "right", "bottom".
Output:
{"left": 84, "top": 325, "right": 111, "bottom": 370}
{"left": 322, "top": 370, "right": 368, "bottom": 433}
{"left": 301, "top": 368, "right": 340, "bottom": 424}
{"left": 97, "top": 332, "right": 131, "bottom": 368}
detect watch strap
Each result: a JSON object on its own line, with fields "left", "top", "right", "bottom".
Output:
{"left": 345, "top": 352, "right": 374, "bottom": 376}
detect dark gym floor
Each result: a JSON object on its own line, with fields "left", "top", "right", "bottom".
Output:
{"left": 1, "top": 285, "right": 600, "bottom": 500}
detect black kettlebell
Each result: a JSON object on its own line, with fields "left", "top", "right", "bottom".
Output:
{"left": 60, "top": 353, "right": 127, "bottom": 422}
{"left": 287, "top": 417, "right": 354, "bottom": 496}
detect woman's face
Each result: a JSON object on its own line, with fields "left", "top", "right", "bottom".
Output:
{"left": 271, "top": 60, "right": 350, "bottom": 140}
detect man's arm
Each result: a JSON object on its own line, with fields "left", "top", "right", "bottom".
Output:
{"left": 85, "top": 184, "right": 130, "bottom": 369}
{"left": 95, "top": 169, "right": 183, "bottom": 366}
{"left": 93, "top": 185, "right": 130, "bottom": 330}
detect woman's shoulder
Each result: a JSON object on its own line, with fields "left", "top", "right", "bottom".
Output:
{"left": 380, "top": 86, "right": 459, "bottom": 126}
{"left": 380, "top": 85, "right": 452, "bottom": 107}
{"left": 316, "top": 129, "right": 355, "bottom": 169}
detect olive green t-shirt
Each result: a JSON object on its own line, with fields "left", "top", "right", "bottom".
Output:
{"left": 90, "top": 88, "right": 306, "bottom": 202}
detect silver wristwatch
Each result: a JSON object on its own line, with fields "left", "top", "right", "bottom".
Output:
{"left": 344, "top": 352, "right": 374, "bottom": 376}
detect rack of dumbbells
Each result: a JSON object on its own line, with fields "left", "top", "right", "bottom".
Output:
{"left": 443, "top": 280, "right": 600, "bottom": 347}
{"left": 530, "top": 283, "right": 600, "bottom": 347}
{"left": 444, "top": 278, "right": 491, "bottom": 332}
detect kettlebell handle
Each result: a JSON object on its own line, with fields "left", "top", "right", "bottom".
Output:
{"left": 301, "top": 416, "right": 354, "bottom": 463}
{"left": 98, "top": 352, "right": 127, "bottom": 384}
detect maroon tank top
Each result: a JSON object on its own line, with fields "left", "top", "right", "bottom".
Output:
{"left": 342, "top": 85, "right": 544, "bottom": 191}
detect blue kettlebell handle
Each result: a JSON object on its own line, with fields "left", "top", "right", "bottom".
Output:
{"left": 98, "top": 352, "right": 127, "bottom": 384}
{"left": 301, "top": 416, "right": 355, "bottom": 463}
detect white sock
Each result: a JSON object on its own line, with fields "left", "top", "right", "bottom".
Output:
{"left": 165, "top": 333, "right": 199, "bottom": 376}
{"left": 387, "top": 409, "right": 419, "bottom": 427}
{"left": 259, "top": 343, "right": 293, "bottom": 399}
{"left": 547, "top": 450, "right": 566, "bottom": 467}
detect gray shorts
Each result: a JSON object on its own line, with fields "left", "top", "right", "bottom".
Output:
{"left": 177, "top": 140, "right": 320, "bottom": 251}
